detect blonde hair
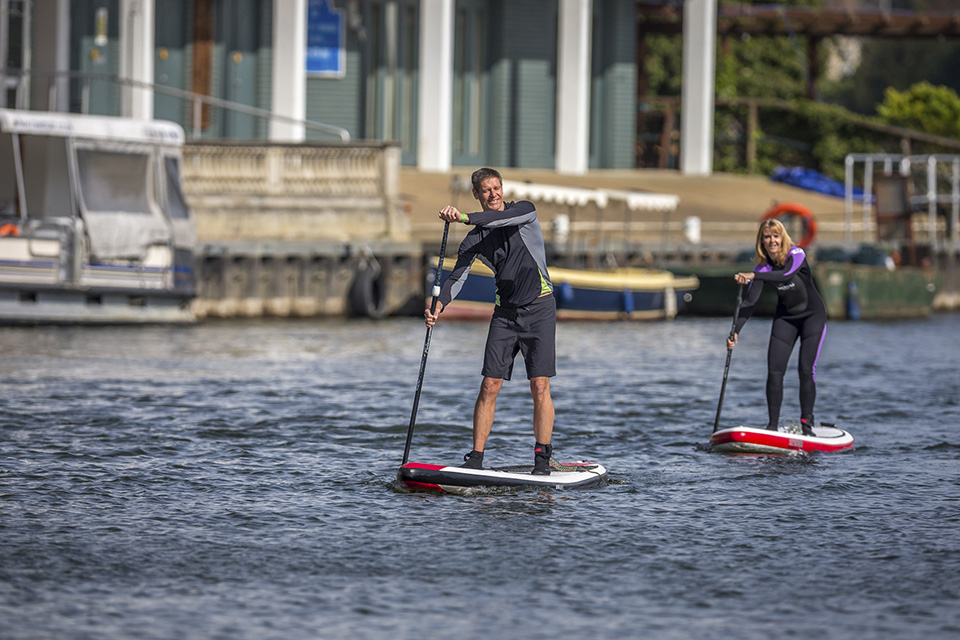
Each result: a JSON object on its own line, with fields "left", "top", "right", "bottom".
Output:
{"left": 754, "top": 218, "right": 793, "bottom": 266}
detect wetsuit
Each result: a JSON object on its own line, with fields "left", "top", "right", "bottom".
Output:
{"left": 734, "top": 245, "right": 827, "bottom": 429}
{"left": 438, "top": 200, "right": 556, "bottom": 380}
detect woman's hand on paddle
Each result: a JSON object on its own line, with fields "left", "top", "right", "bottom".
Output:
{"left": 726, "top": 333, "right": 738, "bottom": 350}
{"left": 734, "top": 272, "right": 755, "bottom": 285}
{"left": 424, "top": 300, "right": 444, "bottom": 327}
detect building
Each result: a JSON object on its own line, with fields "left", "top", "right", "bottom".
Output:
{"left": 2, "top": 0, "right": 718, "bottom": 174}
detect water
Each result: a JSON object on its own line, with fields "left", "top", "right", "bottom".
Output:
{"left": 1, "top": 315, "right": 959, "bottom": 639}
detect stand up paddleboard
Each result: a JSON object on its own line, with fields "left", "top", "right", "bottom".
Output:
{"left": 710, "top": 423, "right": 854, "bottom": 455}
{"left": 398, "top": 459, "right": 608, "bottom": 494}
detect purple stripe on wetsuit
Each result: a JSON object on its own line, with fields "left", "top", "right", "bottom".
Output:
{"left": 812, "top": 324, "right": 827, "bottom": 382}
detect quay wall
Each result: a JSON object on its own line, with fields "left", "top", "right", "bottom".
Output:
{"left": 179, "top": 142, "right": 958, "bottom": 318}
{"left": 181, "top": 141, "right": 425, "bottom": 319}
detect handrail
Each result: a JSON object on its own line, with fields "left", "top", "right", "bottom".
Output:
{"left": 0, "top": 67, "right": 351, "bottom": 142}
{"left": 845, "top": 153, "right": 960, "bottom": 250}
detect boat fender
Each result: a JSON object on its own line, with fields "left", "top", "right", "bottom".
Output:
{"left": 0, "top": 223, "right": 19, "bottom": 237}
{"left": 621, "top": 288, "right": 634, "bottom": 314}
{"left": 349, "top": 264, "right": 388, "bottom": 319}
{"left": 557, "top": 281, "right": 575, "bottom": 307}
{"left": 846, "top": 279, "right": 861, "bottom": 321}
{"left": 762, "top": 202, "right": 818, "bottom": 248}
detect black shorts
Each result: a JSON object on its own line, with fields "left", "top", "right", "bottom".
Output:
{"left": 481, "top": 294, "right": 556, "bottom": 380}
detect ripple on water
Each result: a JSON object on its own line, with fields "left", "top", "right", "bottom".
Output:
{"left": 1, "top": 317, "right": 959, "bottom": 639}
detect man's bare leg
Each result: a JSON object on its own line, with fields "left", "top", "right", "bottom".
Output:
{"left": 472, "top": 376, "right": 503, "bottom": 452}
{"left": 530, "top": 377, "right": 554, "bottom": 445}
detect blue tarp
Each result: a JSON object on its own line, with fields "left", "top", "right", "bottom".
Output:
{"left": 771, "top": 166, "right": 868, "bottom": 202}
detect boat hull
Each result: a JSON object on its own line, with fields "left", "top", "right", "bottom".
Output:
{"left": 432, "top": 259, "right": 698, "bottom": 321}
{"left": 668, "top": 258, "right": 939, "bottom": 320}
{"left": 710, "top": 425, "right": 855, "bottom": 455}
{"left": 0, "top": 283, "right": 194, "bottom": 325}
{"left": 816, "top": 262, "right": 940, "bottom": 320}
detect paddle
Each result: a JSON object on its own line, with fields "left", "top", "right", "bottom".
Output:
{"left": 401, "top": 221, "right": 451, "bottom": 465}
{"left": 712, "top": 283, "right": 744, "bottom": 433}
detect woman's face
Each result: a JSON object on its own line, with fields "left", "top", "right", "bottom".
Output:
{"left": 761, "top": 227, "right": 782, "bottom": 258}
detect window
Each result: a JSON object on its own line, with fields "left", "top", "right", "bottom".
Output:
{"left": 164, "top": 156, "right": 190, "bottom": 220}
{"left": 76, "top": 149, "right": 151, "bottom": 214}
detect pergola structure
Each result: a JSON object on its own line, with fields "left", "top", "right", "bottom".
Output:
{"left": 638, "top": 2, "right": 960, "bottom": 99}
{"left": 640, "top": 3, "right": 960, "bottom": 39}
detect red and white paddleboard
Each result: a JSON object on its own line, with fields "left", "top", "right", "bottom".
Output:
{"left": 710, "top": 424, "right": 854, "bottom": 455}
{"left": 397, "top": 460, "right": 608, "bottom": 494}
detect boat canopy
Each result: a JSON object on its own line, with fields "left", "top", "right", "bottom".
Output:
{"left": 0, "top": 109, "right": 192, "bottom": 260}
{"left": 0, "top": 109, "right": 185, "bottom": 146}
{"left": 501, "top": 180, "right": 679, "bottom": 213}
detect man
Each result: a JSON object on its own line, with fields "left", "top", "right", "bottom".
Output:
{"left": 424, "top": 168, "right": 557, "bottom": 475}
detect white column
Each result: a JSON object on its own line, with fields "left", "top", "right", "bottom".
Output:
{"left": 30, "top": 0, "right": 70, "bottom": 112}
{"left": 555, "top": 0, "right": 592, "bottom": 175}
{"left": 119, "top": 0, "right": 154, "bottom": 120}
{"left": 417, "top": 0, "right": 454, "bottom": 172}
{"left": 680, "top": 0, "right": 717, "bottom": 176}
{"left": 271, "top": 0, "right": 307, "bottom": 141}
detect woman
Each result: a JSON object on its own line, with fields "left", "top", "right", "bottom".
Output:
{"left": 727, "top": 218, "right": 827, "bottom": 435}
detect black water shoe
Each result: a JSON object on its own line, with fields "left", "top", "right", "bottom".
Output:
{"left": 800, "top": 416, "right": 816, "bottom": 437}
{"left": 532, "top": 442, "right": 552, "bottom": 476}
{"left": 461, "top": 450, "right": 483, "bottom": 469}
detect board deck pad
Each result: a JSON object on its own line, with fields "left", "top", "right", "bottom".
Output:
{"left": 397, "top": 458, "right": 608, "bottom": 494}
{"left": 710, "top": 423, "right": 854, "bottom": 455}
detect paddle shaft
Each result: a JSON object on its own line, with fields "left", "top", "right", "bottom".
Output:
{"left": 401, "top": 221, "right": 451, "bottom": 465}
{"left": 713, "top": 283, "right": 744, "bottom": 433}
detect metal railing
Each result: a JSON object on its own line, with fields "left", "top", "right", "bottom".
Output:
{"left": 0, "top": 67, "right": 350, "bottom": 141}
{"left": 845, "top": 153, "right": 960, "bottom": 250}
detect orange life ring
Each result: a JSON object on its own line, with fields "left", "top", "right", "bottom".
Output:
{"left": 762, "top": 202, "right": 817, "bottom": 249}
{"left": 0, "top": 223, "right": 19, "bottom": 237}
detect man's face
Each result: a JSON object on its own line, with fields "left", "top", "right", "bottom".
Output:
{"left": 473, "top": 177, "right": 504, "bottom": 211}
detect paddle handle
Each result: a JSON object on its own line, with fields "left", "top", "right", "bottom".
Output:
{"left": 713, "top": 283, "right": 744, "bottom": 433}
{"left": 401, "top": 221, "right": 451, "bottom": 465}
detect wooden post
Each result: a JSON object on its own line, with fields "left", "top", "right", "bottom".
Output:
{"left": 746, "top": 100, "right": 758, "bottom": 174}
{"left": 660, "top": 99, "right": 676, "bottom": 169}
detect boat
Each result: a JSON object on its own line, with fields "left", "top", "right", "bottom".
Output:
{"left": 669, "top": 245, "right": 940, "bottom": 320}
{"left": 429, "top": 258, "right": 699, "bottom": 321}
{"left": 814, "top": 246, "right": 941, "bottom": 320}
{"left": 0, "top": 109, "right": 196, "bottom": 324}
{"left": 710, "top": 424, "right": 855, "bottom": 455}
{"left": 397, "top": 459, "right": 608, "bottom": 494}
{"left": 667, "top": 258, "right": 777, "bottom": 317}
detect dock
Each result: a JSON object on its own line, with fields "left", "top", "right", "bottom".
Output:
{"left": 183, "top": 147, "right": 959, "bottom": 319}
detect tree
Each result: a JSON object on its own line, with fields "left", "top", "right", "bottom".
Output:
{"left": 876, "top": 82, "right": 960, "bottom": 139}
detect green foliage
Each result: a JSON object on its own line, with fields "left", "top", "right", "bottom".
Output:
{"left": 876, "top": 82, "right": 960, "bottom": 139}
{"left": 715, "top": 35, "right": 807, "bottom": 101}
{"left": 642, "top": 35, "right": 683, "bottom": 96}
{"left": 818, "top": 39, "right": 960, "bottom": 115}
{"left": 711, "top": 100, "right": 931, "bottom": 181}
{"left": 639, "top": 0, "right": 960, "bottom": 175}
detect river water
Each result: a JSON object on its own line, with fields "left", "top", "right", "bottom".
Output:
{"left": 1, "top": 314, "right": 958, "bottom": 639}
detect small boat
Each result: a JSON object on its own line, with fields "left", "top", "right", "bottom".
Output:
{"left": 710, "top": 424, "right": 855, "bottom": 455}
{"left": 668, "top": 246, "right": 940, "bottom": 320}
{"left": 667, "top": 259, "right": 778, "bottom": 317}
{"left": 814, "top": 257, "right": 941, "bottom": 320}
{"left": 0, "top": 109, "right": 196, "bottom": 324}
{"left": 397, "top": 460, "right": 608, "bottom": 494}
{"left": 430, "top": 258, "right": 698, "bottom": 321}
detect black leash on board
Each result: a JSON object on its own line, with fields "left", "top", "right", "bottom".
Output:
{"left": 713, "top": 283, "right": 744, "bottom": 433}
{"left": 401, "top": 221, "right": 451, "bottom": 465}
